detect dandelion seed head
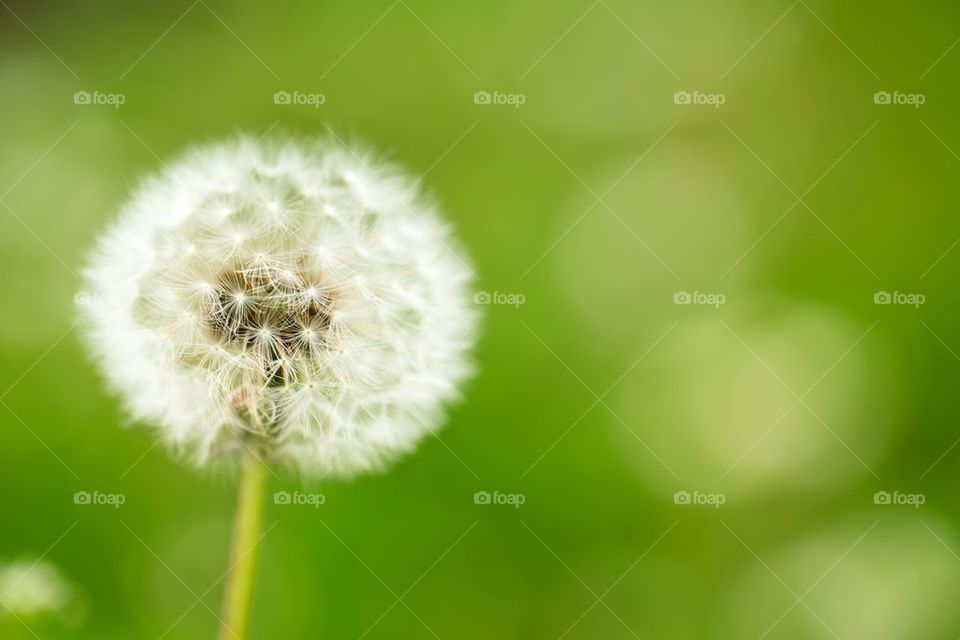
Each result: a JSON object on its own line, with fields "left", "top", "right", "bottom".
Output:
{"left": 80, "top": 135, "right": 477, "bottom": 477}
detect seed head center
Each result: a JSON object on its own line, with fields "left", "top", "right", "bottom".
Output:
{"left": 205, "top": 258, "right": 332, "bottom": 366}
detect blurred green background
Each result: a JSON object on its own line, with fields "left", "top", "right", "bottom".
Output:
{"left": 2, "top": 1, "right": 960, "bottom": 638}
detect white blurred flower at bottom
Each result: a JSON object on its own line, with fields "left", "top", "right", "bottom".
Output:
{"left": 0, "top": 558, "right": 79, "bottom": 622}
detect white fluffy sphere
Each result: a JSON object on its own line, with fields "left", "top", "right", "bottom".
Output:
{"left": 80, "top": 135, "right": 477, "bottom": 477}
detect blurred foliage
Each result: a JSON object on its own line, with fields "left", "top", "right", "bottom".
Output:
{"left": 2, "top": 0, "right": 960, "bottom": 638}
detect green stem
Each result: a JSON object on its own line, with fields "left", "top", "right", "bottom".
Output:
{"left": 219, "top": 456, "right": 267, "bottom": 640}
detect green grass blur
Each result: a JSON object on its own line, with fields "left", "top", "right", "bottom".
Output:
{"left": 2, "top": 1, "right": 960, "bottom": 638}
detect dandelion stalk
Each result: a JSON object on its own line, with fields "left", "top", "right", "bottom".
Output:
{"left": 79, "top": 134, "right": 478, "bottom": 637}
{"left": 219, "top": 455, "right": 267, "bottom": 640}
